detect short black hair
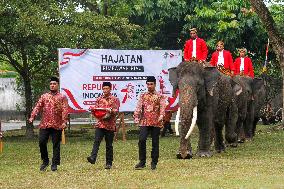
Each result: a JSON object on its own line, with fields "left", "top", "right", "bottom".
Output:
{"left": 102, "top": 82, "right": 112, "bottom": 88}
{"left": 50, "top": 76, "right": 59, "bottom": 83}
{"left": 146, "top": 76, "right": 156, "bottom": 83}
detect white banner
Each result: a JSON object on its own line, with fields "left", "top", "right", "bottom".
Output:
{"left": 59, "top": 49, "right": 181, "bottom": 113}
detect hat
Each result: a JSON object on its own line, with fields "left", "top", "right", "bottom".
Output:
{"left": 50, "top": 76, "right": 59, "bottom": 83}
{"left": 92, "top": 108, "right": 111, "bottom": 120}
{"left": 146, "top": 76, "right": 156, "bottom": 83}
{"left": 190, "top": 28, "right": 197, "bottom": 33}
{"left": 102, "top": 82, "right": 111, "bottom": 88}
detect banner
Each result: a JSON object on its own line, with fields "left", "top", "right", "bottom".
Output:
{"left": 59, "top": 49, "right": 181, "bottom": 113}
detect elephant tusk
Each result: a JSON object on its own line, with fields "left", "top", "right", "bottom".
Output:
{"left": 175, "top": 108, "right": 180, "bottom": 136}
{"left": 185, "top": 106, "right": 197, "bottom": 139}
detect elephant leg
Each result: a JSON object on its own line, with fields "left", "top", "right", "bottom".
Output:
{"left": 236, "top": 118, "right": 245, "bottom": 143}
{"left": 196, "top": 109, "right": 212, "bottom": 157}
{"left": 225, "top": 104, "right": 238, "bottom": 147}
{"left": 251, "top": 117, "right": 260, "bottom": 138}
{"left": 244, "top": 101, "right": 254, "bottom": 141}
{"left": 214, "top": 122, "right": 225, "bottom": 153}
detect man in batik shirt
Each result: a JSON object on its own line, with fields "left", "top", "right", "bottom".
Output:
{"left": 29, "top": 76, "right": 68, "bottom": 171}
{"left": 134, "top": 76, "right": 167, "bottom": 170}
{"left": 87, "top": 82, "right": 120, "bottom": 169}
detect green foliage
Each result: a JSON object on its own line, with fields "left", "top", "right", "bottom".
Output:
{"left": 0, "top": 0, "right": 157, "bottom": 107}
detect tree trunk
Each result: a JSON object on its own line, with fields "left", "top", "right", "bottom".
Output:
{"left": 23, "top": 75, "right": 34, "bottom": 138}
{"left": 103, "top": 0, "right": 108, "bottom": 16}
{"left": 280, "top": 51, "right": 284, "bottom": 126}
{"left": 249, "top": 0, "right": 284, "bottom": 127}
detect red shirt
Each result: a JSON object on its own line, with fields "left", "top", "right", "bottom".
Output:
{"left": 210, "top": 50, "right": 235, "bottom": 71}
{"left": 234, "top": 57, "right": 254, "bottom": 78}
{"left": 90, "top": 94, "right": 120, "bottom": 131}
{"left": 30, "top": 92, "right": 69, "bottom": 130}
{"left": 184, "top": 37, "right": 208, "bottom": 61}
{"left": 133, "top": 91, "right": 167, "bottom": 128}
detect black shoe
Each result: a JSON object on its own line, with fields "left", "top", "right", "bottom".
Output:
{"left": 40, "top": 163, "right": 49, "bottom": 171}
{"left": 51, "top": 164, "right": 57, "bottom": 171}
{"left": 135, "top": 162, "right": 145, "bottom": 169}
{"left": 105, "top": 164, "right": 112, "bottom": 169}
{"left": 87, "top": 156, "right": 96, "bottom": 164}
{"left": 151, "top": 163, "right": 157, "bottom": 170}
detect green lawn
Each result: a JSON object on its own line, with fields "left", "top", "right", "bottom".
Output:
{"left": 0, "top": 125, "right": 283, "bottom": 189}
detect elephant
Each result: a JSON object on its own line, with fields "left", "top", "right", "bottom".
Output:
{"left": 232, "top": 75, "right": 266, "bottom": 142}
{"left": 168, "top": 61, "right": 242, "bottom": 158}
{"left": 233, "top": 76, "right": 254, "bottom": 143}
{"left": 250, "top": 77, "right": 267, "bottom": 138}
{"left": 210, "top": 73, "right": 240, "bottom": 152}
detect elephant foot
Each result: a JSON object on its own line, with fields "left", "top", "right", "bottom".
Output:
{"left": 238, "top": 138, "right": 245, "bottom": 143}
{"left": 227, "top": 143, "right": 238, "bottom": 148}
{"left": 245, "top": 138, "right": 253, "bottom": 142}
{"left": 196, "top": 151, "right": 212, "bottom": 157}
{"left": 215, "top": 142, "right": 226, "bottom": 153}
{"left": 216, "top": 148, "right": 225, "bottom": 153}
{"left": 176, "top": 150, "right": 193, "bottom": 159}
{"left": 215, "top": 145, "right": 225, "bottom": 153}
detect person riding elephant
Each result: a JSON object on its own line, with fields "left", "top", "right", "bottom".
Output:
{"left": 210, "top": 41, "right": 235, "bottom": 76}
{"left": 168, "top": 61, "right": 242, "bottom": 158}
{"left": 234, "top": 48, "right": 254, "bottom": 78}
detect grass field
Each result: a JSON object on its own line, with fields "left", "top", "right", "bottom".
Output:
{"left": 0, "top": 125, "right": 284, "bottom": 189}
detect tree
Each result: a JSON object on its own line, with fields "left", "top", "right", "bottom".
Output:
{"left": 0, "top": 0, "right": 155, "bottom": 138}
{"left": 248, "top": 0, "right": 284, "bottom": 125}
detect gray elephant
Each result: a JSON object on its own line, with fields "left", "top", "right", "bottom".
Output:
{"left": 169, "top": 61, "right": 242, "bottom": 158}
{"left": 233, "top": 76, "right": 266, "bottom": 142}
{"left": 210, "top": 73, "right": 241, "bottom": 152}
{"left": 250, "top": 77, "right": 267, "bottom": 138}
{"left": 233, "top": 76, "right": 254, "bottom": 143}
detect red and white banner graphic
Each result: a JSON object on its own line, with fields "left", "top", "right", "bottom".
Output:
{"left": 58, "top": 49, "right": 182, "bottom": 113}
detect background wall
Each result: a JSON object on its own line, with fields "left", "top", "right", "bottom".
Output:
{"left": 0, "top": 78, "right": 25, "bottom": 120}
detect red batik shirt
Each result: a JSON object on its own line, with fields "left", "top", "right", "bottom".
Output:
{"left": 133, "top": 91, "right": 167, "bottom": 128}
{"left": 90, "top": 94, "right": 120, "bottom": 131}
{"left": 30, "top": 92, "right": 69, "bottom": 130}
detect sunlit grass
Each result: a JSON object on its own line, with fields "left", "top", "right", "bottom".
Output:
{"left": 0, "top": 125, "right": 283, "bottom": 189}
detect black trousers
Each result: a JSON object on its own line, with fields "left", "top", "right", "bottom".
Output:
{"left": 138, "top": 126, "right": 161, "bottom": 165}
{"left": 90, "top": 128, "right": 114, "bottom": 165}
{"left": 39, "top": 128, "right": 62, "bottom": 165}
{"left": 161, "top": 121, "right": 173, "bottom": 136}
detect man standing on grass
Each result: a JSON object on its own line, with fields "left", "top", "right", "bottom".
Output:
{"left": 87, "top": 82, "right": 120, "bottom": 169}
{"left": 134, "top": 76, "right": 167, "bottom": 170}
{"left": 29, "top": 76, "right": 69, "bottom": 171}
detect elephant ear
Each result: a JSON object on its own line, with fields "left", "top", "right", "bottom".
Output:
{"left": 232, "top": 76, "right": 253, "bottom": 94}
{"left": 203, "top": 67, "right": 219, "bottom": 96}
{"left": 168, "top": 67, "right": 179, "bottom": 94}
{"left": 253, "top": 78, "right": 265, "bottom": 93}
{"left": 242, "top": 77, "right": 253, "bottom": 94}
{"left": 231, "top": 77, "right": 243, "bottom": 96}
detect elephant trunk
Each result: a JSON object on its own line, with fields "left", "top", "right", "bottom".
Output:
{"left": 179, "top": 90, "right": 198, "bottom": 158}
